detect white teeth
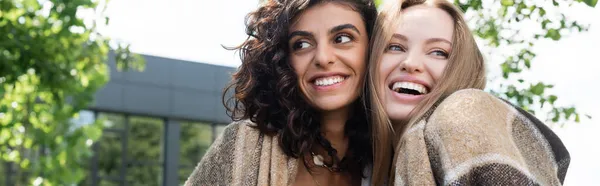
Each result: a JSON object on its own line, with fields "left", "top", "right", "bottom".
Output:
{"left": 391, "top": 82, "right": 428, "bottom": 94}
{"left": 408, "top": 83, "right": 416, "bottom": 91}
{"left": 314, "top": 76, "right": 345, "bottom": 86}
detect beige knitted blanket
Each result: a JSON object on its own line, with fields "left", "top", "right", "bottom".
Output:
{"left": 394, "top": 89, "right": 570, "bottom": 186}
{"left": 184, "top": 120, "right": 298, "bottom": 186}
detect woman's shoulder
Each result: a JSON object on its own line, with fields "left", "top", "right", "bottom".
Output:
{"left": 427, "top": 89, "right": 510, "bottom": 126}
{"left": 437, "top": 88, "right": 506, "bottom": 112}
{"left": 422, "top": 88, "right": 522, "bottom": 157}
{"left": 184, "top": 120, "right": 263, "bottom": 185}
{"left": 420, "top": 90, "right": 569, "bottom": 185}
{"left": 216, "top": 119, "right": 262, "bottom": 142}
{"left": 221, "top": 119, "right": 257, "bottom": 133}
{"left": 198, "top": 120, "right": 262, "bottom": 161}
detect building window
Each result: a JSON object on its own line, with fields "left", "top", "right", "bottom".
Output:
{"left": 96, "top": 112, "right": 125, "bottom": 185}
{"left": 90, "top": 113, "right": 165, "bottom": 186}
{"left": 1, "top": 158, "right": 9, "bottom": 185}
{"left": 178, "top": 121, "right": 213, "bottom": 184}
{"left": 126, "top": 116, "right": 164, "bottom": 186}
{"left": 63, "top": 111, "right": 224, "bottom": 186}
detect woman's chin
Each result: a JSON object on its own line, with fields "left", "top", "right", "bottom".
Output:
{"left": 312, "top": 102, "right": 353, "bottom": 113}
{"left": 385, "top": 106, "right": 414, "bottom": 124}
{"left": 313, "top": 103, "right": 348, "bottom": 112}
{"left": 307, "top": 96, "right": 356, "bottom": 112}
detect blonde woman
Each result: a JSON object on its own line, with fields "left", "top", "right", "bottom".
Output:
{"left": 367, "top": 0, "right": 570, "bottom": 185}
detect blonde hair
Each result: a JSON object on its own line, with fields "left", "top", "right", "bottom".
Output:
{"left": 367, "top": 0, "right": 486, "bottom": 183}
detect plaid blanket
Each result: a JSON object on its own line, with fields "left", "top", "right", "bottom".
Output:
{"left": 394, "top": 89, "right": 569, "bottom": 186}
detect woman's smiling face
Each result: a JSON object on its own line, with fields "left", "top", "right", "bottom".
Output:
{"left": 378, "top": 4, "right": 454, "bottom": 123}
{"left": 288, "top": 2, "right": 369, "bottom": 112}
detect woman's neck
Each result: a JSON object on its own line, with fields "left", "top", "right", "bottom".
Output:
{"left": 320, "top": 106, "right": 350, "bottom": 160}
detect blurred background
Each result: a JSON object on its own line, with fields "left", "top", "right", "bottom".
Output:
{"left": 0, "top": 0, "right": 598, "bottom": 185}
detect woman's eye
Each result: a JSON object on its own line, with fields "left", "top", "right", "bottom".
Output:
{"left": 430, "top": 50, "right": 449, "bottom": 58}
{"left": 334, "top": 35, "right": 352, "bottom": 44}
{"left": 292, "top": 41, "right": 311, "bottom": 50}
{"left": 387, "top": 44, "right": 405, "bottom": 52}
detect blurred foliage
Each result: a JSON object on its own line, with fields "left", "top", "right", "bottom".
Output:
{"left": 0, "top": 0, "right": 144, "bottom": 185}
{"left": 455, "top": 0, "right": 595, "bottom": 125}
{"left": 377, "top": 0, "right": 595, "bottom": 125}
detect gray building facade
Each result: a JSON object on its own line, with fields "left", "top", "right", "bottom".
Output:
{"left": 85, "top": 53, "right": 237, "bottom": 186}
{"left": 94, "top": 53, "right": 235, "bottom": 124}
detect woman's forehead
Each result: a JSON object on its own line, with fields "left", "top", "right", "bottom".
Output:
{"left": 289, "top": 2, "right": 365, "bottom": 33}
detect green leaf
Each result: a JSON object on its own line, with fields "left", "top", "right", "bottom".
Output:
{"left": 470, "top": 0, "right": 483, "bottom": 10}
{"left": 501, "top": 0, "right": 515, "bottom": 6}
{"left": 545, "top": 29, "right": 561, "bottom": 40}
{"left": 540, "top": 98, "right": 546, "bottom": 108}
{"left": 516, "top": 2, "right": 527, "bottom": 14}
{"left": 531, "top": 83, "right": 545, "bottom": 95}
{"left": 552, "top": 109, "right": 561, "bottom": 122}
{"left": 583, "top": 0, "right": 598, "bottom": 7}
{"left": 500, "top": 6, "right": 508, "bottom": 16}
{"left": 82, "top": 122, "right": 102, "bottom": 140}
{"left": 564, "top": 107, "right": 576, "bottom": 119}
{"left": 538, "top": 7, "right": 547, "bottom": 16}
{"left": 548, "top": 95, "right": 558, "bottom": 104}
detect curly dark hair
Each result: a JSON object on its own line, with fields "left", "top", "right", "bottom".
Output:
{"left": 223, "top": 0, "right": 377, "bottom": 177}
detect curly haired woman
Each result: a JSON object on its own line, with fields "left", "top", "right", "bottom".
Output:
{"left": 184, "top": 0, "right": 388, "bottom": 185}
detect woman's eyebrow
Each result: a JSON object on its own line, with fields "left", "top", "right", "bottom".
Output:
{"left": 330, "top": 24, "right": 360, "bottom": 35}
